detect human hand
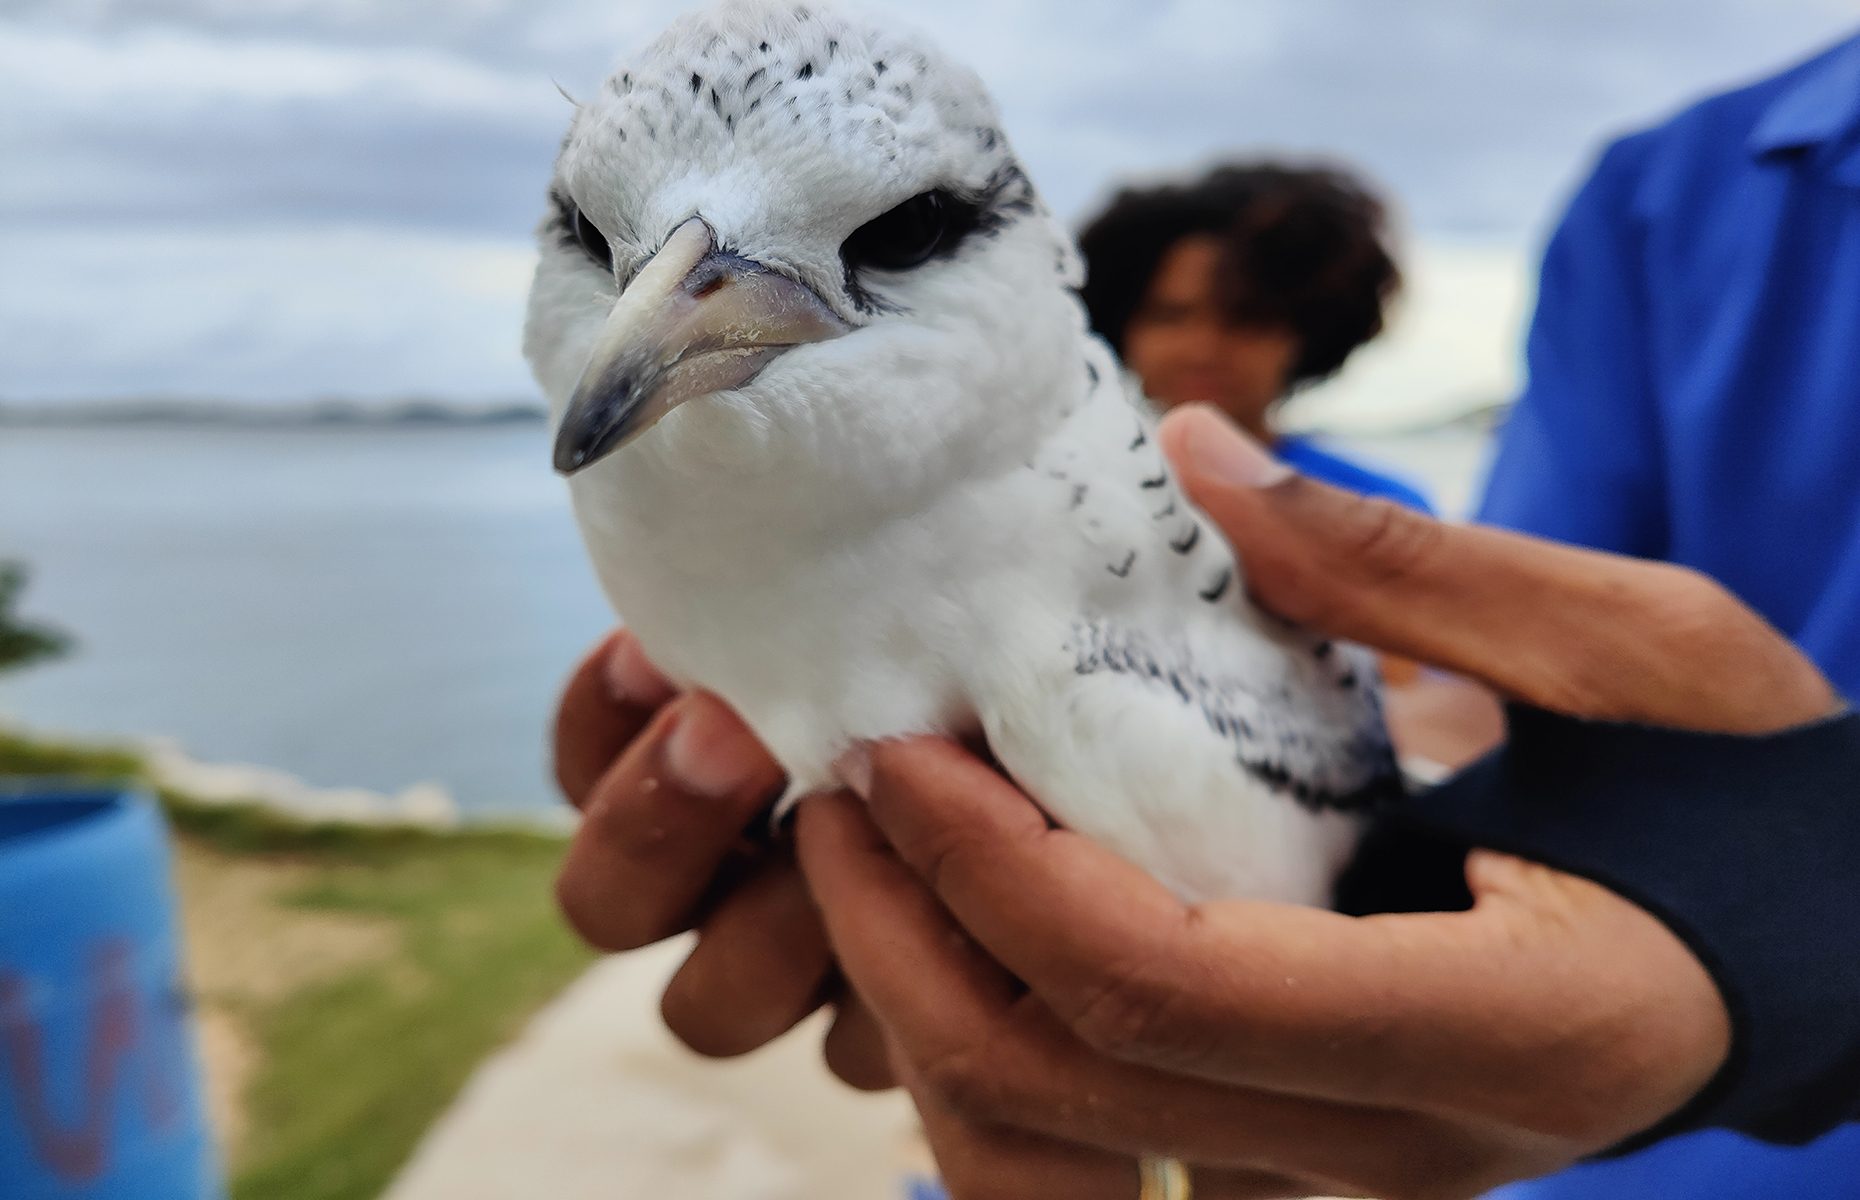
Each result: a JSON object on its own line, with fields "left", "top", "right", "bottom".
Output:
{"left": 551, "top": 631, "right": 888, "bottom": 1081}
{"left": 789, "top": 405, "right": 1837, "bottom": 1199}
{"left": 1153, "top": 406, "right": 1832, "bottom": 736}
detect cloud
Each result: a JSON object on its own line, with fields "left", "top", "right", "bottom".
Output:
{"left": 0, "top": 223, "right": 538, "bottom": 401}
{"left": 2, "top": 0, "right": 1855, "bottom": 404}
{"left": 12, "top": 0, "right": 1858, "bottom": 231}
{"left": 0, "top": 26, "right": 566, "bottom": 231}
{"left": 938, "top": 0, "right": 1860, "bottom": 231}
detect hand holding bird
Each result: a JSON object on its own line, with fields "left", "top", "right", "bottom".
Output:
{"left": 552, "top": 405, "right": 1841, "bottom": 1199}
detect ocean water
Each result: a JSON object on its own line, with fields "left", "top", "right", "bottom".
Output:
{"left": 0, "top": 420, "right": 1491, "bottom": 819}
{"left": 0, "top": 423, "right": 613, "bottom": 817}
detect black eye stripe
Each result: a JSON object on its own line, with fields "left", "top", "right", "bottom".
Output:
{"left": 570, "top": 206, "right": 613, "bottom": 272}
{"left": 840, "top": 189, "right": 982, "bottom": 274}
{"left": 551, "top": 190, "right": 614, "bottom": 273}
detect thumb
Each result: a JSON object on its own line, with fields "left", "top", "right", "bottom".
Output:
{"left": 1156, "top": 404, "right": 1834, "bottom": 734}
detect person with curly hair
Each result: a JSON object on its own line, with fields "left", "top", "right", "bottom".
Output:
{"left": 1077, "top": 162, "right": 1429, "bottom": 512}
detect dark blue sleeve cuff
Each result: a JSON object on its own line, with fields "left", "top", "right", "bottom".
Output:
{"left": 1336, "top": 704, "right": 1860, "bottom": 1150}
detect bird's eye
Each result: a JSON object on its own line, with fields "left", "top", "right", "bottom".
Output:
{"left": 569, "top": 204, "right": 613, "bottom": 272}
{"left": 842, "top": 190, "right": 959, "bottom": 272}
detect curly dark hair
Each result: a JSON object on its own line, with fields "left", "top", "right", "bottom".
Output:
{"left": 1076, "top": 162, "right": 1400, "bottom": 388}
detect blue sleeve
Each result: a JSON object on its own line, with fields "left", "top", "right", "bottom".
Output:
{"left": 1274, "top": 438, "right": 1436, "bottom": 515}
{"left": 1478, "top": 134, "right": 1670, "bottom": 558}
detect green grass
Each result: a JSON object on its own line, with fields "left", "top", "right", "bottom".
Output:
{"left": 228, "top": 825, "right": 591, "bottom": 1200}
{"left": 0, "top": 726, "right": 142, "bottom": 781}
{"left": 1, "top": 727, "right": 596, "bottom": 1200}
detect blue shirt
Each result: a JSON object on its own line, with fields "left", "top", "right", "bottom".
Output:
{"left": 1477, "top": 29, "right": 1860, "bottom": 1200}
{"left": 1480, "top": 30, "right": 1860, "bottom": 695}
{"left": 1277, "top": 435, "right": 1434, "bottom": 514}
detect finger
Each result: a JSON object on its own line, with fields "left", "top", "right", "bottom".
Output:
{"left": 660, "top": 854, "right": 834, "bottom": 1057}
{"left": 845, "top": 738, "right": 1721, "bottom": 1144}
{"left": 1454, "top": 850, "right": 1729, "bottom": 1127}
{"left": 795, "top": 791, "right": 1525, "bottom": 1197}
{"left": 1158, "top": 404, "right": 1836, "bottom": 734}
{"left": 900, "top": 1057, "right": 1142, "bottom": 1200}
{"left": 823, "top": 981, "right": 898, "bottom": 1091}
{"left": 555, "top": 691, "right": 785, "bottom": 951}
{"left": 1381, "top": 670, "right": 1506, "bottom": 771}
{"left": 908, "top": 1058, "right": 1334, "bottom": 1200}
{"left": 554, "top": 629, "right": 680, "bottom": 807}
{"left": 914, "top": 1060, "right": 1341, "bottom": 1200}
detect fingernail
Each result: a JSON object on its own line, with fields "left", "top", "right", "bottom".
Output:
{"left": 833, "top": 744, "right": 872, "bottom": 801}
{"left": 606, "top": 632, "right": 677, "bottom": 708}
{"left": 663, "top": 696, "right": 763, "bottom": 798}
{"left": 1179, "top": 407, "right": 1295, "bottom": 489}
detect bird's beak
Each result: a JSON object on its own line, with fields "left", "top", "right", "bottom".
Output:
{"left": 553, "top": 216, "right": 851, "bottom": 474}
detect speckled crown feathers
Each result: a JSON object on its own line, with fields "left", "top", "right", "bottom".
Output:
{"left": 557, "top": 0, "right": 1038, "bottom": 298}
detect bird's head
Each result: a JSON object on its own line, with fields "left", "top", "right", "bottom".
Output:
{"left": 524, "top": 1, "right": 1086, "bottom": 501}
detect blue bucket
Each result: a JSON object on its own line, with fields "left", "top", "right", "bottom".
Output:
{"left": 0, "top": 788, "right": 222, "bottom": 1200}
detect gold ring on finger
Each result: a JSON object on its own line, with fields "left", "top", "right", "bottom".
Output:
{"left": 1138, "top": 1154, "right": 1192, "bottom": 1200}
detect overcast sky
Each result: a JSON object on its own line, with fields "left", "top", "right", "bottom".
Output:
{"left": 3, "top": 0, "right": 1856, "bottom": 403}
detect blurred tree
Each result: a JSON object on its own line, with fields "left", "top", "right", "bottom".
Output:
{"left": 0, "top": 561, "right": 72, "bottom": 674}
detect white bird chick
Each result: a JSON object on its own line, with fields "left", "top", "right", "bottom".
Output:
{"left": 525, "top": 0, "right": 1398, "bottom": 906}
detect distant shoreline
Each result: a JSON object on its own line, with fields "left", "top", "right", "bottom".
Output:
{"left": 0, "top": 398, "right": 549, "bottom": 428}
{"left": 2, "top": 396, "right": 1509, "bottom": 436}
